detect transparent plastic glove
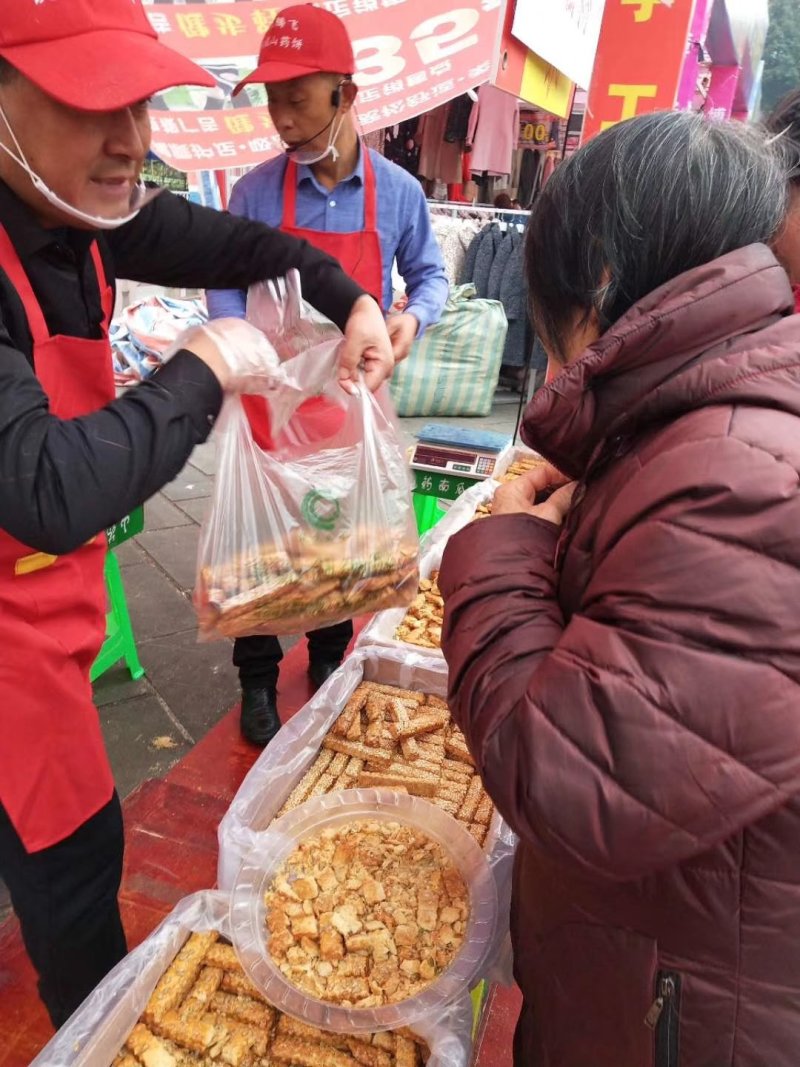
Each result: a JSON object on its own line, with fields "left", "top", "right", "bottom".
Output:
{"left": 247, "top": 269, "right": 393, "bottom": 395}
{"left": 247, "top": 269, "right": 341, "bottom": 362}
{"left": 165, "top": 318, "right": 282, "bottom": 393}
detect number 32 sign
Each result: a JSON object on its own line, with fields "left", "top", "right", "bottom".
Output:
{"left": 146, "top": 0, "right": 503, "bottom": 171}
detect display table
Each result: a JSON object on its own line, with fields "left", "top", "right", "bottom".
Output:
{"left": 0, "top": 628, "right": 519, "bottom": 1067}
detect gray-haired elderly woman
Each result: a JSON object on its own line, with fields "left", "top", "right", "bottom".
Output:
{"left": 440, "top": 111, "right": 800, "bottom": 1066}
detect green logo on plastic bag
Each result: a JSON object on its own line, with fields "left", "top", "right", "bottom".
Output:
{"left": 302, "top": 490, "right": 341, "bottom": 531}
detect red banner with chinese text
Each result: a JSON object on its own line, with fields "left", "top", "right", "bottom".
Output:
{"left": 581, "top": 0, "right": 694, "bottom": 143}
{"left": 143, "top": 0, "right": 503, "bottom": 171}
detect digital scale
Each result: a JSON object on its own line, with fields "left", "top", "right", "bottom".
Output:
{"left": 409, "top": 425, "right": 511, "bottom": 533}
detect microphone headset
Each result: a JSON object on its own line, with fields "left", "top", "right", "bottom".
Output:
{"left": 284, "top": 80, "right": 348, "bottom": 155}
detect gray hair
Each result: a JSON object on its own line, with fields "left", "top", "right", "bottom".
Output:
{"left": 526, "top": 111, "right": 791, "bottom": 361}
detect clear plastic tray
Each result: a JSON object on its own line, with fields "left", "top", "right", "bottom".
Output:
{"left": 230, "top": 788, "right": 499, "bottom": 1034}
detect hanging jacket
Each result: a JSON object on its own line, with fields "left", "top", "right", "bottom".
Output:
{"left": 444, "top": 94, "right": 474, "bottom": 143}
{"left": 471, "top": 224, "right": 504, "bottom": 298}
{"left": 459, "top": 225, "right": 486, "bottom": 286}
{"left": 486, "top": 228, "right": 517, "bottom": 301}
{"left": 497, "top": 235, "right": 529, "bottom": 368}
{"left": 440, "top": 244, "right": 800, "bottom": 1067}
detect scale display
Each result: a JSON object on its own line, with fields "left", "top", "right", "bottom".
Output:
{"left": 410, "top": 443, "right": 497, "bottom": 479}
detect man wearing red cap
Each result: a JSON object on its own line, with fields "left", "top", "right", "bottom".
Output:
{"left": 0, "top": 0, "right": 393, "bottom": 1027}
{"left": 208, "top": 5, "right": 448, "bottom": 748}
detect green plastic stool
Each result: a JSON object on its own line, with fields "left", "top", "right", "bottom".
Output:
{"left": 412, "top": 492, "right": 449, "bottom": 535}
{"left": 90, "top": 550, "right": 145, "bottom": 683}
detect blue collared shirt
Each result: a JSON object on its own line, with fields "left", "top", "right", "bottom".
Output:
{"left": 206, "top": 146, "right": 448, "bottom": 335}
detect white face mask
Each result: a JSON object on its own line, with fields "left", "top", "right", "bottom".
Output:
{"left": 0, "top": 102, "right": 161, "bottom": 230}
{"left": 286, "top": 112, "right": 347, "bottom": 167}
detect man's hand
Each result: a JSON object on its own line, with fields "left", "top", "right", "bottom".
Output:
{"left": 338, "top": 295, "right": 395, "bottom": 393}
{"left": 386, "top": 312, "right": 419, "bottom": 364}
{"left": 492, "top": 462, "right": 577, "bottom": 526}
{"left": 173, "top": 318, "right": 282, "bottom": 393}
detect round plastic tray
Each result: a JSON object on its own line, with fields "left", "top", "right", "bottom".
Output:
{"left": 229, "top": 787, "right": 499, "bottom": 1034}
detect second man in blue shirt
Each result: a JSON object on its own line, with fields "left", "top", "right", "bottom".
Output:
{"left": 207, "top": 4, "right": 447, "bottom": 747}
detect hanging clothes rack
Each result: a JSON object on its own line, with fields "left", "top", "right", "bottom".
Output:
{"left": 427, "top": 200, "right": 537, "bottom": 441}
{"left": 426, "top": 200, "right": 530, "bottom": 219}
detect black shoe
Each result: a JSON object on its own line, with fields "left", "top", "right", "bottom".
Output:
{"left": 240, "top": 685, "right": 280, "bottom": 747}
{"left": 308, "top": 656, "right": 343, "bottom": 692}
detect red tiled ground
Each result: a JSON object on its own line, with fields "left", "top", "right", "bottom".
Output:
{"left": 0, "top": 633, "right": 518, "bottom": 1066}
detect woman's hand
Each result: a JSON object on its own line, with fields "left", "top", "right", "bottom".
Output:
{"left": 491, "top": 462, "right": 577, "bottom": 526}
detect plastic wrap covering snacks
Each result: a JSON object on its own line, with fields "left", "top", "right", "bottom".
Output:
{"left": 194, "top": 274, "right": 419, "bottom": 639}
{"left": 389, "top": 285, "right": 507, "bottom": 418}
{"left": 357, "top": 539, "right": 447, "bottom": 659}
{"left": 416, "top": 479, "right": 499, "bottom": 556}
{"left": 217, "top": 647, "right": 515, "bottom": 987}
{"left": 30, "top": 891, "right": 474, "bottom": 1067}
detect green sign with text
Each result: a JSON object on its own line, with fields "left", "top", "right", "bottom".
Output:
{"left": 412, "top": 470, "right": 481, "bottom": 502}
{"left": 106, "top": 506, "right": 144, "bottom": 549}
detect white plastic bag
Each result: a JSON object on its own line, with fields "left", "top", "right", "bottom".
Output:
{"left": 31, "top": 891, "right": 475, "bottom": 1067}
{"left": 194, "top": 276, "right": 419, "bottom": 639}
{"left": 417, "top": 478, "right": 500, "bottom": 556}
{"left": 217, "top": 646, "right": 516, "bottom": 986}
{"left": 359, "top": 481, "right": 509, "bottom": 656}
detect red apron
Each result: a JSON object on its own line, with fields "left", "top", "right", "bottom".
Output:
{"left": 243, "top": 148, "right": 384, "bottom": 449}
{"left": 0, "top": 225, "right": 116, "bottom": 852}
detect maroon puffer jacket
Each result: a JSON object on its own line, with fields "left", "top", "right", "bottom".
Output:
{"left": 440, "top": 245, "right": 800, "bottom": 1067}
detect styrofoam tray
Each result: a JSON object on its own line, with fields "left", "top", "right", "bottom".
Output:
{"left": 31, "top": 892, "right": 475, "bottom": 1066}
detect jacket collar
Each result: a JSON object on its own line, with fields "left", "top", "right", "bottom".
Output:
{"left": 0, "top": 178, "right": 95, "bottom": 262}
{"left": 521, "top": 244, "right": 796, "bottom": 479}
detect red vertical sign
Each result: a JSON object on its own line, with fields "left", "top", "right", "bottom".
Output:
{"left": 582, "top": 0, "right": 695, "bottom": 143}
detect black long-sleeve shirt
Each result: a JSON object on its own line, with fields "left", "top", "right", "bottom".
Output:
{"left": 0, "top": 180, "right": 364, "bottom": 555}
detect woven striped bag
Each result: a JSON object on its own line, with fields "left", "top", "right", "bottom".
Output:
{"left": 389, "top": 284, "right": 508, "bottom": 417}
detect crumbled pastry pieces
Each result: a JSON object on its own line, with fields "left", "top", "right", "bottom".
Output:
{"left": 275, "top": 682, "right": 495, "bottom": 848}
{"left": 394, "top": 572, "right": 443, "bottom": 650}
{"left": 115, "top": 932, "right": 429, "bottom": 1066}
{"left": 111, "top": 1052, "right": 147, "bottom": 1067}
{"left": 265, "top": 819, "right": 469, "bottom": 1006}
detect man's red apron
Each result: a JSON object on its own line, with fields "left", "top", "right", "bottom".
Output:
{"left": 243, "top": 147, "right": 384, "bottom": 449}
{"left": 0, "top": 225, "right": 116, "bottom": 852}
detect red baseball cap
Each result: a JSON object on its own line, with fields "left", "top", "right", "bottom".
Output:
{"left": 233, "top": 4, "right": 355, "bottom": 94}
{"left": 0, "top": 0, "right": 215, "bottom": 112}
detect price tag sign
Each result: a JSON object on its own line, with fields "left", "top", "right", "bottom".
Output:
{"left": 518, "top": 109, "right": 555, "bottom": 148}
{"left": 145, "top": 0, "right": 503, "bottom": 171}
{"left": 106, "top": 506, "right": 145, "bottom": 550}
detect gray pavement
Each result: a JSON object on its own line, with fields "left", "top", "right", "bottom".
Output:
{"left": 0, "top": 389, "right": 522, "bottom": 924}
